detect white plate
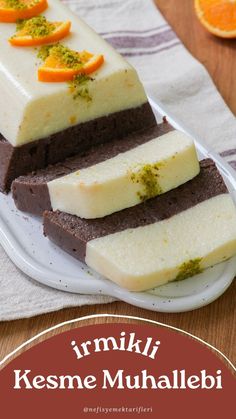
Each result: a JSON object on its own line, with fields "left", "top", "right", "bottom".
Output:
{"left": 0, "top": 98, "right": 236, "bottom": 313}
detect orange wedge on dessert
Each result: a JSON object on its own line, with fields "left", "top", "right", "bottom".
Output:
{"left": 9, "top": 16, "right": 71, "bottom": 46}
{"left": 195, "top": 0, "right": 236, "bottom": 38}
{"left": 0, "top": 0, "right": 48, "bottom": 23}
{"left": 38, "top": 44, "right": 104, "bottom": 82}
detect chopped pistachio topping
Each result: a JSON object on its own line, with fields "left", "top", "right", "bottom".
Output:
{"left": 14, "top": 16, "right": 55, "bottom": 38}
{"left": 174, "top": 258, "right": 203, "bottom": 282}
{"left": 38, "top": 43, "right": 83, "bottom": 69}
{"left": 37, "top": 44, "right": 54, "bottom": 60}
{"left": 52, "top": 44, "right": 83, "bottom": 69}
{"left": 4, "top": 0, "right": 39, "bottom": 9}
{"left": 130, "top": 162, "right": 163, "bottom": 202}
{"left": 69, "top": 74, "right": 94, "bottom": 102}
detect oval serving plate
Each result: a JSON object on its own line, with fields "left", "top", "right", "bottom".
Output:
{"left": 0, "top": 97, "right": 235, "bottom": 313}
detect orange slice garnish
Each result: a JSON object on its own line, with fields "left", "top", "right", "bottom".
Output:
{"left": 38, "top": 45, "right": 104, "bottom": 82}
{"left": 9, "top": 18, "right": 71, "bottom": 46}
{"left": 195, "top": 0, "right": 236, "bottom": 38}
{"left": 0, "top": 0, "right": 48, "bottom": 23}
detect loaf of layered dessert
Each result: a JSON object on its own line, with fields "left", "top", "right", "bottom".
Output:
{"left": 12, "top": 122, "right": 200, "bottom": 218}
{"left": 0, "top": 0, "right": 155, "bottom": 191}
{"left": 44, "top": 159, "right": 236, "bottom": 291}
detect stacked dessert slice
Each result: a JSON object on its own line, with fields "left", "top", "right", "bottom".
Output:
{"left": 43, "top": 159, "right": 236, "bottom": 291}
{"left": 12, "top": 124, "right": 200, "bottom": 217}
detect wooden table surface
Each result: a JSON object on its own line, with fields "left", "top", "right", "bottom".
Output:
{"left": 0, "top": 0, "right": 236, "bottom": 365}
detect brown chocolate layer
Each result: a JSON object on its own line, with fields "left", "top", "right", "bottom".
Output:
{"left": 12, "top": 121, "right": 172, "bottom": 215}
{"left": 43, "top": 159, "right": 228, "bottom": 262}
{"left": 0, "top": 102, "right": 155, "bottom": 193}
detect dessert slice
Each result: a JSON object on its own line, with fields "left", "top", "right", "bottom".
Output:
{"left": 12, "top": 124, "right": 200, "bottom": 218}
{"left": 0, "top": 0, "right": 155, "bottom": 191}
{"left": 12, "top": 124, "right": 171, "bottom": 215}
{"left": 44, "top": 160, "right": 236, "bottom": 291}
{"left": 48, "top": 130, "right": 199, "bottom": 218}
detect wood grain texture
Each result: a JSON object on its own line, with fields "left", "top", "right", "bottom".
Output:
{"left": 0, "top": 282, "right": 235, "bottom": 364}
{"left": 0, "top": 0, "right": 235, "bottom": 365}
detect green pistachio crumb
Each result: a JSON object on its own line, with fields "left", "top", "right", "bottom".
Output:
{"left": 38, "top": 44, "right": 94, "bottom": 101}
{"left": 4, "top": 0, "right": 27, "bottom": 9}
{"left": 51, "top": 44, "right": 83, "bottom": 69}
{"left": 16, "top": 19, "right": 26, "bottom": 31}
{"left": 37, "top": 43, "right": 83, "bottom": 69}
{"left": 4, "top": 0, "right": 40, "bottom": 10}
{"left": 87, "top": 270, "right": 93, "bottom": 276}
{"left": 37, "top": 44, "right": 54, "bottom": 60}
{"left": 130, "top": 162, "right": 163, "bottom": 202}
{"left": 174, "top": 258, "right": 203, "bottom": 282}
{"left": 69, "top": 74, "right": 94, "bottom": 102}
{"left": 14, "top": 16, "right": 55, "bottom": 38}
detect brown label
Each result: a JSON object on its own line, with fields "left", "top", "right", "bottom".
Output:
{"left": 0, "top": 323, "right": 235, "bottom": 418}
